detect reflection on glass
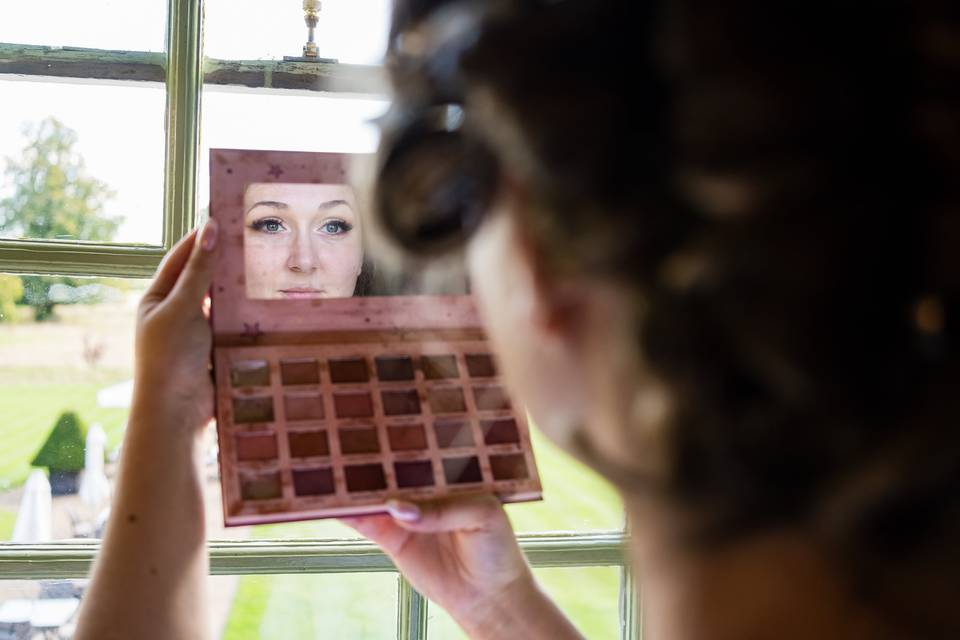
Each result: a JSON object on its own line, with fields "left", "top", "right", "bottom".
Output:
{"left": 244, "top": 183, "right": 365, "bottom": 299}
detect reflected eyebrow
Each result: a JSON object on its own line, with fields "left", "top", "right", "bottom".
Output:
{"left": 246, "top": 200, "right": 288, "bottom": 214}
{"left": 319, "top": 199, "right": 352, "bottom": 211}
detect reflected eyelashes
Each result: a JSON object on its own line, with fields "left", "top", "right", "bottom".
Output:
{"left": 248, "top": 217, "right": 354, "bottom": 236}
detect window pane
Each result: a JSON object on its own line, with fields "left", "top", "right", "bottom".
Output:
{"left": 205, "top": 0, "right": 390, "bottom": 64}
{"left": 0, "top": 80, "right": 165, "bottom": 245}
{"left": 426, "top": 566, "right": 623, "bottom": 639}
{"left": 216, "top": 573, "right": 397, "bottom": 639}
{"left": 0, "top": 1, "right": 167, "bottom": 52}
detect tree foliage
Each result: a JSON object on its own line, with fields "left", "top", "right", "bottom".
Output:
{"left": 31, "top": 411, "right": 87, "bottom": 473}
{"left": 0, "top": 274, "right": 23, "bottom": 322}
{"left": 0, "top": 117, "right": 121, "bottom": 320}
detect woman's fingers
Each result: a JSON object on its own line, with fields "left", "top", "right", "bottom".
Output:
{"left": 143, "top": 220, "right": 218, "bottom": 311}
{"left": 384, "top": 494, "right": 506, "bottom": 534}
{"left": 144, "top": 227, "right": 200, "bottom": 303}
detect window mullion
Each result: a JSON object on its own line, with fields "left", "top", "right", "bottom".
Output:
{"left": 397, "top": 576, "right": 428, "bottom": 640}
{"left": 620, "top": 566, "right": 643, "bottom": 640}
{"left": 163, "top": 0, "right": 204, "bottom": 248}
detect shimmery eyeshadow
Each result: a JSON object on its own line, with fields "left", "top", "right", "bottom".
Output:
{"left": 293, "top": 468, "right": 335, "bottom": 496}
{"left": 339, "top": 427, "right": 381, "bottom": 455}
{"left": 473, "top": 385, "right": 511, "bottom": 411}
{"left": 481, "top": 418, "right": 520, "bottom": 445}
{"left": 288, "top": 431, "right": 329, "bottom": 458}
{"left": 231, "top": 360, "right": 271, "bottom": 387}
{"left": 428, "top": 388, "right": 466, "bottom": 414}
{"left": 382, "top": 389, "right": 421, "bottom": 416}
{"left": 434, "top": 420, "right": 474, "bottom": 448}
{"left": 233, "top": 396, "right": 274, "bottom": 424}
{"left": 284, "top": 394, "right": 325, "bottom": 421}
{"left": 280, "top": 359, "right": 319, "bottom": 385}
{"left": 395, "top": 461, "right": 435, "bottom": 488}
{"left": 375, "top": 356, "right": 415, "bottom": 381}
{"left": 240, "top": 472, "right": 282, "bottom": 500}
{"left": 490, "top": 454, "right": 529, "bottom": 480}
{"left": 387, "top": 424, "right": 428, "bottom": 451}
{"left": 421, "top": 355, "right": 459, "bottom": 379}
{"left": 235, "top": 433, "right": 278, "bottom": 461}
{"left": 465, "top": 354, "right": 497, "bottom": 378}
{"left": 329, "top": 358, "right": 369, "bottom": 383}
{"left": 345, "top": 463, "right": 387, "bottom": 492}
{"left": 333, "top": 392, "right": 374, "bottom": 418}
{"left": 442, "top": 456, "right": 483, "bottom": 484}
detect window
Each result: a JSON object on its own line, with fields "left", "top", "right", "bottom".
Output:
{"left": 0, "top": 2, "right": 640, "bottom": 638}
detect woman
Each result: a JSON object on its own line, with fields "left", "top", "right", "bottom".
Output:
{"left": 76, "top": 1, "right": 959, "bottom": 638}
{"left": 243, "top": 182, "right": 366, "bottom": 299}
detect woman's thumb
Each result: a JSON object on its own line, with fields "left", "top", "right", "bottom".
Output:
{"left": 169, "top": 218, "right": 218, "bottom": 308}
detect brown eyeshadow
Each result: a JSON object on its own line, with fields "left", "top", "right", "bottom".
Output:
{"left": 382, "top": 389, "right": 421, "bottom": 416}
{"left": 395, "top": 461, "right": 435, "bottom": 488}
{"left": 288, "top": 431, "right": 329, "bottom": 458}
{"left": 375, "top": 356, "right": 415, "bottom": 381}
{"left": 329, "top": 358, "right": 369, "bottom": 383}
{"left": 473, "top": 385, "right": 511, "bottom": 411}
{"left": 481, "top": 418, "right": 521, "bottom": 445}
{"left": 421, "top": 355, "right": 459, "bottom": 379}
{"left": 434, "top": 420, "right": 474, "bottom": 448}
{"left": 387, "top": 424, "right": 428, "bottom": 451}
{"left": 240, "top": 472, "right": 282, "bottom": 500}
{"left": 465, "top": 354, "right": 497, "bottom": 378}
{"left": 284, "top": 394, "right": 325, "bottom": 421}
{"left": 333, "top": 392, "right": 374, "bottom": 418}
{"left": 231, "top": 360, "right": 271, "bottom": 387}
{"left": 292, "top": 468, "right": 335, "bottom": 496}
{"left": 233, "top": 396, "right": 275, "bottom": 424}
{"left": 442, "top": 456, "right": 483, "bottom": 484}
{"left": 490, "top": 454, "right": 529, "bottom": 480}
{"left": 234, "top": 433, "right": 278, "bottom": 461}
{"left": 345, "top": 463, "right": 387, "bottom": 492}
{"left": 339, "top": 427, "right": 381, "bottom": 455}
{"left": 428, "top": 388, "right": 467, "bottom": 414}
{"left": 280, "top": 359, "right": 319, "bottom": 385}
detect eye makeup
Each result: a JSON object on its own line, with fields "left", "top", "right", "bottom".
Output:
{"left": 211, "top": 149, "right": 542, "bottom": 525}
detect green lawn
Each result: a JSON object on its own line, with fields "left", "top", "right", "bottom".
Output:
{"left": 0, "top": 508, "right": 16, "bottom": 540}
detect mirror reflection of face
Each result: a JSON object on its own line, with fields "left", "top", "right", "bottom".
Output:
{"left": 244, "top": 183, "right": 364, "bottom": 299}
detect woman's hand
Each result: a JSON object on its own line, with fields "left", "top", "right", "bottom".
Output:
{"left": 343, "top": 495, "right": 584, "bottom": 639}
{"left": 133, "top": 219, "right": 219, "bottom": 433}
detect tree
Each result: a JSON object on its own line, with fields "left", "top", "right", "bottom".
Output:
{"left": 32, "top": 411, "right": 87, "bottom": 495}
{"left": 0, "top": 117, "right": 121, "bottom": 320}
{"left": 0, "top": 274, "right": 23, "bottom": 322}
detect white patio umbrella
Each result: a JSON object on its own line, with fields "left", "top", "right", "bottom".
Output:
{"left": 12, "top": 469, "right": 52, "bottom": 543}
{"left": 79, "top": 424, "right": 111, "bottom": 510}
{"left": 96, "top": 379, "right": 133, "bottom": 409}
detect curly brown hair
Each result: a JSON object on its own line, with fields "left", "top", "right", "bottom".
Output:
{"left": 387, "top": 0, "right": 960, "bottom": 634}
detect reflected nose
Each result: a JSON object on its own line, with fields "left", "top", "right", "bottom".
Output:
{"left": 286, "top": 232, "right": 318, "bottom": 273}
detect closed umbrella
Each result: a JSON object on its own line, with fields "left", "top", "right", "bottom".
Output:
{"left": 12, "top": 469, "right": 52, "bottom": 543}
{"left": 79, "top": 424, "right": 111, "bottom": 510}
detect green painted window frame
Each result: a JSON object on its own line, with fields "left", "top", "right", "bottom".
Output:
{"left": 0, "top": 1, "right": 641, "bottom": 637}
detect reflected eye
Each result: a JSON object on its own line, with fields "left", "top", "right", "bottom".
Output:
{"left": 319, "top": 220, "right": 353, "bottom": 235}
{"left": 250, "top": 218, "right": 286, "bottom": 234}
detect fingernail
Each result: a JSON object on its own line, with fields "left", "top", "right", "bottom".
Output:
{"left": 386, "top": 500, "right": 421, "bottom": 522}
{"left": 201, "top": 219, "right": 218, "bottom": 251}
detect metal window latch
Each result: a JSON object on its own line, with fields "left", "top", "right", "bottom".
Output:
{"left": 283, "top": 0, "right": 339, "bottom": 64}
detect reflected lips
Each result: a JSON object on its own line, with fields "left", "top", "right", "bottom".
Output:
{"left": 280, "top": 288, "right": 325, "bottom": 299}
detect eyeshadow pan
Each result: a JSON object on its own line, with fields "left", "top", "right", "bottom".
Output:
{"left": 434, "top": 420, "right": 474, "bottom": 448}
{"left": 490, "top": 454, "right": 529, "bottom": 480}
{"left": 465, "top": 354, "right": 497, "bottom": 378}
{"left": 395, "top": 460, "right": 435, "bottom": 488}
{"left": 481, "top": 418, "right": 521, "bottom": 445}
{"left": 339, "top": 427, "right": 381, "bottom": 454}
{"left": 387, "top": 424, "right": 428, "bottom": 451}
{"left": 234, "top": 433, "right": 278, "bottom": 461}
{"left": 345, "top": 463, "right": 387, "bottom": 492}
{"left": 421, "top": 355, "right": 459, "bottom": 379}
{"left": 240, "top": 472, "right": 282, "bottom": 500}
{"left": 333, "top": 392, "right": 374, "bottom": 418}
{"left": 233, "top": 396, "right": 275, "bottom": 424}
{"left": 280, "top": 359, "right": 319, "bottom": 385}
{"left": 329, "top": 358, "right": 369, "bottom": 383}
{"left": 288, "top": 431, "right": 329, "bottom": 458}
{"left": 428, "top": 388, "right": 467, "bottom": 414}
{"left": 382, "top": 389, "right": 421, "bottom": 416}
{"left": 284, "top": 394, "right": 325, "bottom": 421}
{"left": 231, "top": 360, "right": 271, "bottom": 387}
{"left": 473, "top": 385, "right": 511, "bottom": 411}
{"left": 375, "top": 356, "right": 415, "bottom": 381}
{"left": 442, "top": 456, "right": 483, "bottom": 484}
{"left": 293, "top": 468, "right": 335, "bottom": 496}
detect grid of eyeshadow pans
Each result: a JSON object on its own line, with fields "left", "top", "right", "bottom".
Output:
{"left": 215, "top": 341, "right": 542, "bottom": 525}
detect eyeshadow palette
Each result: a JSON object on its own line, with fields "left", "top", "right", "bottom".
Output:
{"left": 209, "top": 149, "right": 542, "bottom": 526}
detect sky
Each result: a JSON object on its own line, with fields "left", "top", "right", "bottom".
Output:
{"left": 0, "top": 0, "right": 391, "bottom": 244}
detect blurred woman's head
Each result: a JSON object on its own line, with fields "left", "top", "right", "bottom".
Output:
{"left": 381, "top": 0, "right": 960, "bottom": 633}
{"left": 243, "top": 182, "right": 365, "bottom": 299}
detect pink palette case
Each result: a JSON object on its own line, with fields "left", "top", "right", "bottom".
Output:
{"left": 209, "top": 148, "right": 542, "bottom": 526}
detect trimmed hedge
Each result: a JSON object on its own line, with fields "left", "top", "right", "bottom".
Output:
{"left": 31, "top": 411, "right": 86, "bottom": 472}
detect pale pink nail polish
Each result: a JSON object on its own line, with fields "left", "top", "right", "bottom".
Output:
{"left": 387, "top": 500, "right": 421, "bottom": 522}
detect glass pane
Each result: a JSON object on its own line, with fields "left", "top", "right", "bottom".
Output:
{"left": 0, "top": 1, "right": 167, "bottom": 52}
{"left": 215, "top": 573, "right": 397, "bottom": 639}
{"left": 205, "top": 0, "right": 390, "bottom": 64}
{"left": 0, "top": 575, "right": 397, "bottom": 639}
{"left": 426, "top": 566, "right": 622, "bottom": 639}
{"left": 0, "top": 275, "right": 144, "bottom": 540}
{"left": 0, "top": 80, "right": 165, "bottom": 245}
